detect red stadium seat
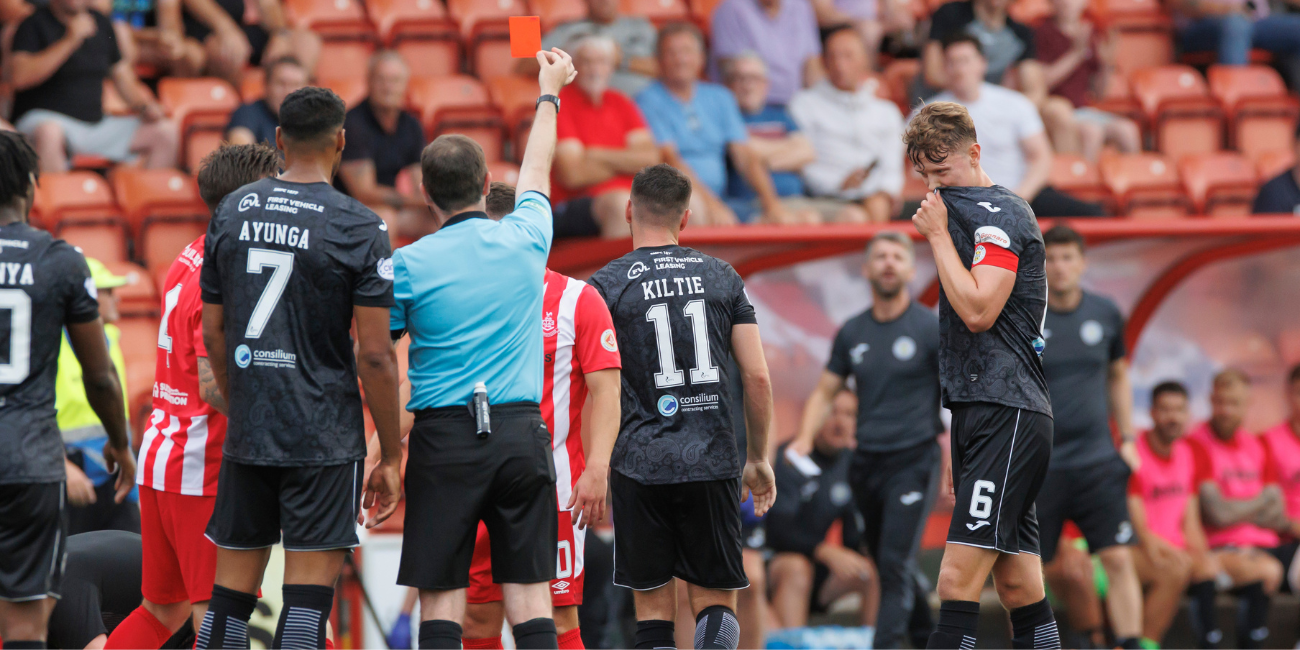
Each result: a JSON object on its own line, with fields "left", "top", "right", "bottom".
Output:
{"left": 157, "top": 77, "right": 241, "bottom": 172}
{"left": 106, "top": 261, "right": 159, "bottom": 318}
{"left": 1255, "top": 149, "right": 1295, "bottom": 182}
{"left": 109, "top": 168, "right": 208, "bottom": 240}
{"left": 315, "top": 40, "right": 377, "bottom": 83}
{"left": 141, "top": 222, "right": 208, "bottom": 275}
{"left": 60, "top": 224, "right": 131, "bottom": 263}
{"left": 532, "top": 0, "right": 586, "bottom": 30}
{"left": 1130, "top": 65, "right": 1223, "bottom": 157}
{"left": 186, "top": 131, "right": 225, "bottom": 177}
{"left": 485, "top": 74, "right": 539, "bottom": 158}
{"left": 116, "top": 316, "right": 159, "bottom": 441}
{"left": 1091, "top": 71, "right": 1144, "bottom": 127}
{"left": 1099, "top": 152, "right": 1188, "bottom": 217}
{"left": 447, "top": 0, "right": 528, "bottom": 77}
{"left": 367, "top": 0, "right": 461, "bottom": 76}
{"left": 621, "top": 0, "right": 689, "bottom": 26}
{"left": 1050, "top": 154, "right": 1111, "bottom": 207}
{"left": 1178, "top": 152, "right": 1258, "bottom": 216}
{"left": 31, "top": 172, "right": 123, "bottom": 232}
{"left": 1207, "top": 65, "right": 1300, "bottom": 160}
{"left": 488, "top": 160, "right": 521, "bottom": 185}
{"left": 284, "top": 0, "right": 376, "bottom": 39}
{"left": 1109, "top": 18, "right": 1173, "bottom": 76}
{"left": 882, "top": 58, "right": 921, "bottom": 114}
{"left": 408, "top": 75, "right": 507, "bottom": 160}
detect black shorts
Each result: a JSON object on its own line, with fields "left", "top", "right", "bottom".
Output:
{"left": 0, "top": 482, "right": 67, "bottom": 601}
{"left": 1266, "top": 540, "right": 1300, "bottom": 594}
{"left": 205, "top": 459, "right": 363, "bottom": 551}
{"left": 1036, "top": 456, "right": 1135, "bottom": 562}
{"left": 947, "top": 402, "right": 1053, "bottom": 555}
{"left": 611, "top": 471, "right": 748, "bottom": 591}
{"left": 398, "top": 402, "right": 557, "bottom": 590}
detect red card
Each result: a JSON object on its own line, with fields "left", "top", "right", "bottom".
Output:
{"left": 509, "top": 16, "right": 542, "bottom": 58}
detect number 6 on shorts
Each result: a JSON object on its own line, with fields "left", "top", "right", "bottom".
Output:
{"left": 969, "top": 479, "right": 996, "bottom": 519}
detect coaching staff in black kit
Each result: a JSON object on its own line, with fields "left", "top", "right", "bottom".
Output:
{"left": 789, "top": 230, "right": 941, "bottom": 649}
{"left": 197, "top": 87, "right": 406, "bottom": 650}
{"left": 1036, "top": 224, "right": 1145, "bottom": 648}
{"left": 0, "top": 131, "right": 134, "bottom": 650}
{"left": 587, "top": 164, "right": 776, "bottom": 650}
{"left": 906, "top": 102, "right": 1062, "bottom": 650}
{"left": 387, "top": 48, "right": 578, "bottom": 650}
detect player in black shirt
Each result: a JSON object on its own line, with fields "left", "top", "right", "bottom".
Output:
{"left": 0, "top": 131, "right": 134, "bottom": 650}
{"left": 197, "top": 87, "right": 405, "bottom": 650}
{"left": 1035, "top": 225, "right": 1145, "bottom": 648}
{"left": 905, "top": 102, "right": 1060, "bottom": 650}
{"left": 588, "top": 164, "right": 776, "bottom": 650}
{"left": 789, "top": 230, "right": 941, "bottom": 648}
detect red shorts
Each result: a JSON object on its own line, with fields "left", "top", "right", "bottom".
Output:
{"left": 467, "top": 510, "right": 584, "bottom": 607}
{"left": 139, "top": 485, "right": 218, "bottom": 605}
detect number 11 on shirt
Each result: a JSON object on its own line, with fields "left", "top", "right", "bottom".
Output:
{"left": 646, "top": 299, "right": 718, "bottom": 389}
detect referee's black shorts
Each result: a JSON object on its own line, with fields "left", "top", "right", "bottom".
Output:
{"left": 398, "top": 402, "right": 558, "bottom": 590}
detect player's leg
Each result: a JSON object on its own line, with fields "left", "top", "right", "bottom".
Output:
{"left": 1217, "top": 548, "right": 1283, "bottom": 648}
{"left": 816, "top": 553, "right": 879, "bottom": 627}
{"left": 675, "top": 478, "right": 749, "bottom": 650}
{"left": 550, "top": 512, "right": 587, "bottom": 649}
{"left": 611, "top": 471, "right": 681, "bottom": 648}
{"left": 464, "top": 522, "right": 506, "bottom": 649}
{"left": 553, "top": 606, "right": 582, "bottom": 648}
{"left": 1130, "top": 542, "right": 1192, "bottom": 645}
{"left": 735, "top": 547, "right": 767, "bottom": 650}
{"left": 685, "top": 584, "right": 741, "bottom": 649}
{"left": 0, "top": 482, "right": 68, "bottom": 648}
{"left": 1187, "top": 551, "right": 1225, "bottom": 648}
{"left": 107, "top": 486, "right": 199, "bottom": 649}
{"left": 1042, "top": 536, "right": 1105, "bottom": 647}
{"left": 198, "top": 461, "right": 279, "bottom": 650}
{"left": 991, "top": 551, "right": 1060, "bottom": 648}
{"left": 767, "top": 553, "right": 816, "bottom": 628}
{"left": 631, "top": 583, "right": 679, "bottom": 649}
{"left": 1070, "top": 457, "right": 1143, "bottom": 647}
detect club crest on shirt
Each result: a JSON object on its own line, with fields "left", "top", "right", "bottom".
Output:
{"left": 972, "top": 245, "right": 987, "bottom": 265}
{"left": 601, "top": 329, "right": 618, "bottom": 352}
{"left": 893, "top": 336, "right": 917, "bottom": 361}
{"left": 1080, "top": 320, "right": 1104, "bottom": 346}
{"left": 542, "top": 311, "right": 557, "bottom": 336}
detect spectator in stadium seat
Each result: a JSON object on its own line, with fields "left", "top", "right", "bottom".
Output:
{"left": 1034, "top": 0, "right": 1141, "bottom": 160}
{"left": 766, "top": 390, "right": 878, "bottom": 629}
{"left": 807, "top": 0, "right": 913, "bottom": 70}
{"left": 106, "top": 0, "right": 205, "bottom": 77}
{"left": 636, "top": 22, "right": 794, "bottom": 225}
{"left": 1252, "top": 126, "right": 1300, "bottom": 214}
{"left": 522, "top": 0, "right": 658, "bottom": 97}
{"left": 551, "top": 35, "right": 661, "bottom": 238}
{"left": 224, "top": 55, "right": 307, "bottom": 147}
{"left": 336, "top": 50, "right": 427, "bottom": 242}
{"left": 789, "top": 27, "right": 904, "bottom": 223}
{"left": 10, "top": 0, "right": 179, "bottom": 173}
{"left": 708, "top": 0, "right": 823, "bottom": 106}
{"left": 721, "top": 52, "right": 822, "bottom": 224}
{"left": 1173, "top": 0, "right": 1300, "bottom": 86}
{"left": 922, "top": 0, "right": 1046, "bottom": 104}
{"left": 179, "top": 0, "right": 319, "bottom": 88}
{"left": 1261, "top": 364, "right": 1300, "bottom": 597}
{"left": 1187, "top": 369, "right": 1288, "bottom": 649}
{"left": 924, "top": 34, "right": 1107, "bottom": 217}
{"left": 57, "top": 259, "right": 139, "bottom": 536}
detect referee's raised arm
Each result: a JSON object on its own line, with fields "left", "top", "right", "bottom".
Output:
{"left": 515, "top": 48, "right": 577, "bottom": 200}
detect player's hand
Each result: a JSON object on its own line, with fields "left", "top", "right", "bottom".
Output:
{"left": 567, "top": 463, "right": 608, "bottom": 529}
{"left": 816, "top": 544, "right": 874, "bottom": 582}
{"left": 103, "top": 442, "right": 136, "bottom": 504}
{"left": 66, "top": 12, "right": 97, "bottom": 43}
{"left": 1119, "top": 440, "right": 1141, "bottom": 472}
{"left": 536, "top": 48, "right": 577, "bottom": 97}
{"left": 361, "top": 458, "right": 402, "bottom": 529}
{"left": 742, "top": 460, "right": 776, "bottom": 517}
{"left": 911, "top": 190, "right": 948, "bottom": 240}
{"left": 65, "top": 459, "right": 97, "bottom": 507}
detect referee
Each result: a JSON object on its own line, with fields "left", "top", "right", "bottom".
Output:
{"left": 390, "top": 49, "right": 577, "bottom": 650}
{"left": 790, "top": 231, "right": 941, "bottom": 649}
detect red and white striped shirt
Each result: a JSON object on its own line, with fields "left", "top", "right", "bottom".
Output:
{"left": 542, "top": 268, "right": 621, "bottom": 515}
{"left": 137, "top": 236, "right": 226, "bottom": 496}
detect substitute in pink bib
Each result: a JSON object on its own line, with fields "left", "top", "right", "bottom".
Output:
{"left": 1131, "top": 432, "right": 1197, "bottom": 549}
{"left": 1188, "top": 422, "right": 1280, "bottom": 549}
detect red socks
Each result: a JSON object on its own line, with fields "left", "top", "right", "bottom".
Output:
{"left": 558, "top": 627, "right": 584, "bottom": 649}
{"left": 104, "top": 607, "right": 173, "bottom": 649}
{"left": 463, "top": 636, "right": 503, "bottom": 649}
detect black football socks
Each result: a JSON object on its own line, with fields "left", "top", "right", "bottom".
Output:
{"left": 274, "top": 584, "right": 334, "bottom": 649}
{"left": 634, "top": 620, "right": 676, "bottom": 649}
{"left": 1010, "top": 598, "right": 1061, "bottom": 649}
{"left": 196, "top": 584, "right": 258, "bottom": 649}
{"left": 694, "top": 605, "right": 740, "bottom": 649}
{"left": 927, "top": 600, "right": 980, "bottom": 649}
{"left": 418, "top": 620, "right": 463, "bottom": 649}
{"left": 513, "top": 617, "right": 559, "bottom": 649}
{"left": 1235, "top": 581, "right": 1271, "bottom": 649}
{"left": 1187, "top": 580, "right": 1222, "bottom": 648}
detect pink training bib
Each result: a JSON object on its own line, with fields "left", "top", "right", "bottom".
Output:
{"left": 1131, "top": 432, "right": 1196, "bottom": 549}
{"left": 1263, "top": 421, "right": 1300, "bottom": 523}
{"left": 1188, "top": 423, "right": 1280, "bottom": 549}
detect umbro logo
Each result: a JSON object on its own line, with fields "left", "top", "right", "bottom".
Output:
{"left": 552, "top": 581, "right": 571, "bottom": 594}
{"left": 966, "top": 521, "right": 990, "bottom": 531}
{"left": 977, "top": 202, "right": 1001, "bottom": 212}
{"left": 900, "top": 491, "right": 923, "bottom": 505}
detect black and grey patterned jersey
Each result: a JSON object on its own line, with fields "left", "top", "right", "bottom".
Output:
{"left": 1042, "top": 291, "right": 1126, "bottom": 468}
{"left": 826, "top": 302, "right": 942, "bottom": 452}
{"left": 588, "top": 245, "right": 757, "bottom": 485}
{"left": 200, "top": 178, "right": 394, "bottom": 467}
{"left": 0, "top": 223, "right": 100, "bottom": 484}
{"left": 937, "top": 185, "right": 1051, "bottom": 417}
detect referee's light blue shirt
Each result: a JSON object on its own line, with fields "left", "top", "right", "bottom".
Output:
{"left": 390, "top": 190, "right": 552, "bottom": 409}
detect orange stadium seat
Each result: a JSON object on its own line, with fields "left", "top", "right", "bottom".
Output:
{"left": 157, "top": 78, "right": 241, "bottom": 173}
{"left": 60, "top": 224, "right": 130, "bottom": 263}
{"left": 408, "top": 75, "right": 507, "bottom": 160}
{"left": 320, "top": 75, "right": 369, "bottom": 107}
{"left": 1130, "top": 65, "right": 1223, "bottom": 157}
{"left": 367, "top": 0, "right": 461, "bottom": 76}
{"left": 141, "top": 222, "right": 208, "bottom": 275}
{"left": 1091, "top": 71, "right": 1143, "bottom": 126}
{"left": 116, "top": 316, "right": 159, "bottom": 436}
{"left": 485, "top": 74, "right": 539, "bottom": 158}
{"left": 1207, "top": 65, "right": 1300, "bottom": 159}
{"left": 1050, "top": 154, "right": 1111, "bottom": 206}
{"left": 284, "top": 0, "right": 376, "bottom": 40}
{"left": 621, "top": 0, "right": 688, "bottom": 26}
{"left": 186, "top": 131, "right": 225, "bottom": 176}
{"left": 241, "top": 68, "right": 265, "bottom": 102}
{"left": 531, "top": 0, "right": 586, "bottom": 31}
{"left": 31, "top": 172, "right": 123, "bottom": 232}
{"left": 106, "top": 261, "right": 159, "bottom": 318}
{"left": 1109, "top": 19, "right": 1173, "bottom": 76}
{"left": 109, "top": 168, "right": 208, "bottom": 241}
{"left": 1091, "top": 0, "right": 1162, "bottom": 21}
{"left": 1179, "top": 152, "right": 1258, "bottom": 216}
{"left": 1255, "top": 149, "right": 1295, "bottom": 181}
{"left": 883, "top": 58, "right": 921, "bottom": 113}
{"left": 315, "top": 40, "right": 377, "bottom": 83}
{"left": 447, "top": 0, "right": 528, "bottom": 77}
{"left": 1100, "top": 152, "right": 1188, "bottom": 217}
{"left": 488, "top": 160, "right": 521, "bottom": 185}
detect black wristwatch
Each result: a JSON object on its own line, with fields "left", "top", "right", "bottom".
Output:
{"left": 536, "top": 94, "right": 560, "bottom": 113}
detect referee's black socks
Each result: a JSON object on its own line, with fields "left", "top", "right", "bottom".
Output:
{"left": 1009, "top": 598, "right": 1061, "bottom": 649}
{"left": 419, "top": 620, "right": 463, "bottom": 649}
{"left": 196, "top": 584, "right": 258, "bottom": 649}
{"left": 275, "top": 584, "right": 335, "bottom": 649}
{"left": 513, "top": 617, "right": 559, "bottom": 649}
{"left": 926, "top": 599, "right": 980, "bottom": 649}
{"left": 634, "top": 620, "right": 676, "bottom": 649}
{"left": 694, "top": 605, "right": 740, "bottom": 649}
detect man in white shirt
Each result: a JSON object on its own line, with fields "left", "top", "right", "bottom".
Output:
{"left": 789, "top": 27, "right": 904, "bottom": 223}
{"left": 922, "top": 33, "right": 1105, "bottom": 217}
